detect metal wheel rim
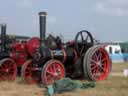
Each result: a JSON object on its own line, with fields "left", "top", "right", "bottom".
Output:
{"left": 0, "top": 58, "right": 17, "bottom": 81}
{"left": 89, "top": 47, "right": 110, "bottom": 80}
{"left": 42, "top": 60, "right": 65, "bottom": 86}
{"left": 22, "top": 60, "right": 41, "bottom": 84}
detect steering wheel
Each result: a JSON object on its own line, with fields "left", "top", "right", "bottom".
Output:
{"left": 75, "top": 30, "right": 94, "bottom": 56}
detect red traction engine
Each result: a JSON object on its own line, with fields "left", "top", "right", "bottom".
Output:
{"left": 21, "top": 12, "right": 112, "bottom": 86}
{"left": 0, "top": 24, "right": 17, "bottom": 81}
{"left": 0, "top": 24, "right": 30, "bottom": 81}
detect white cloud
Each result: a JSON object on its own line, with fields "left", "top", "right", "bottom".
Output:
{"left": 95, "top": 0, "right": 128, "bottom": 16}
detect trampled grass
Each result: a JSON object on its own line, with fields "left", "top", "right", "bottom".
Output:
{"left": 0, "top": 62, "right": 128, "bottom": 96}
{"left": 61, "top": 76, "right": 128, "bottom": 96}
{"left": 112, "top": 62, "right": 128, "bottom": 72}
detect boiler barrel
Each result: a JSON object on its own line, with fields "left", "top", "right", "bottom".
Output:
{"left": 50, "top": 48, "right": 77, "bottom": 63}
{"left": 35, "top": 47, "right": 78, "bottom": 64}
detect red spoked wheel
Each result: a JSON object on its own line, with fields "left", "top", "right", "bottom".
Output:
{"left": 0, "top": 58, "right": 17, "bottom": 81}
{"left": 41, "top": 60, "right": 65, "bottom": 86}
{"left": 21, "top": 60, "right": 41, "bottom": 84}
{"left": 83, "top": 46, "right": 111, "bottom": 81}
{"left": 27, "top": 37, "right": 40, "bottom": 56}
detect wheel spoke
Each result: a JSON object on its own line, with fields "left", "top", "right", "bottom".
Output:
{"left": 91, "top": 65, "right": 97, "bottom": 70}
{"left": 42, "top": 60, "right": 65, "bottom": 86}
{"left": 80, "top": 32, "right": 84, "bottom": 41}
{"left": 46, "top": 71, "right": 55, "bottom": 76}
{"left": 53, "top": 64, "right": 56, "bottom": 73}
{"left": 95, "top": 67, "right": 99, "bottom": 73}
{"left": 80, "top": 46, "right": 84, "bottom": 55}
{"left": 98, "top": 52, "right": 102, "bottom": 61}
{"left": 85, "top": 35, "right": 89, "bottom": 41}
{"left": 50, "top": 66, "right": 54, "bottom": 73}
{"left": 99, "top": 66, "right": 106, "bottom": 72}
{"left": 91, "top": 59, "right": 97, "bottom": 64}
{"left": 101, "top": 58, "right": 107, "bottom": 63}
{"left": 94, "top": 53, "right": 98, "bottom": 61}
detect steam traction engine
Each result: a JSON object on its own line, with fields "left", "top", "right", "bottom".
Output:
{"left": 21, "top": 12, "right": 111, "bottom": 85}
{"left": 0, "top": 24, "right": 17, "bottom": 81}
{"left": 0, "top": 24, "right": 30, "bottom": 81}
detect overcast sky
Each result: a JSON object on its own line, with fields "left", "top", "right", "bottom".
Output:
{"left": 0, "top": 0, "right": 128, "bottom": 42}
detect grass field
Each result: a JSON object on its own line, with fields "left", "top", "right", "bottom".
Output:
{"left": 0, "top": 63, "right": 128, "bottom": 96}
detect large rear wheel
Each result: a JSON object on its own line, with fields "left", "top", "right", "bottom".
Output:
{"left": 83, "top": 46, "right": 111, "bottom": 81}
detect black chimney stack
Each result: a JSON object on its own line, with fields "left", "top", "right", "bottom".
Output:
{"left": 1, "top": 24, "right": 6, "bottom": 51}
{"left": 39, "top": 11, "right": 47, "bottom": 45}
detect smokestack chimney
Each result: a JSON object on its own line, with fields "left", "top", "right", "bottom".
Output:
{"left": 1, "top": 24, "right": 6, "bottom": 51}
{"left": 39, "top": 11, "right": 47, "bottom": 45}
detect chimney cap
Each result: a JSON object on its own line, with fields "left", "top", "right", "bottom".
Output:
{"left": 39, "top": 11, "right": 47, "bottom": 16}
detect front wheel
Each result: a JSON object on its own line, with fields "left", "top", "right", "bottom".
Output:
{"left": 0, "top": 58, "right": 17, "bottom": 81}
{"left": 21, "top": 60, "right": 41, "bottom": 84}
{"left": 41, "top": 60, "right": 65, "bottom": 86}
